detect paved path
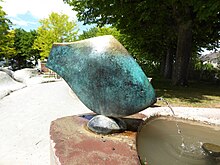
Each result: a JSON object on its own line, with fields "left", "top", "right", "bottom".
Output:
{"left": 0, "top": 81, "right": 91, "bottom": 164}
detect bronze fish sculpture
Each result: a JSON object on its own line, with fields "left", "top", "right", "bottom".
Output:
{"left": 46, "top": 35, "right": 156, "bottom": 117}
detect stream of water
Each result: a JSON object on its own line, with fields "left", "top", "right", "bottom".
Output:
{"left": 157, "top": 97, "right": 185, "bottom": 148}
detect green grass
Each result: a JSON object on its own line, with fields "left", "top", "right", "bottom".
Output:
{"left": 151, "top": 79, "right": 220, "bottom": 108}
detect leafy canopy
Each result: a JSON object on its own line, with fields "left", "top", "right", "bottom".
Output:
{"left": 33, "top": 12, "right": 79, "bottom": 60}
{"left": 12, "top": 28, "right": 40, "bottom": 69}
{"left": 64, "top": 0, "right": 220, "bottom": 54}
{"left": 0, "top": 5, "right": 14, "bottom": 61}
{"left": 0, "top": 30, "right": 16, "bottom": 63}
{"left": 64, "top": 0, "right": 220, "bottom": 85}
{"left": 78, "top": 26, "right": 121, "bottom": 40}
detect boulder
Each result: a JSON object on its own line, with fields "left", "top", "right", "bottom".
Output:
{"left": 0, "top": 71, "right": 26, "bottom": 99}
{"left": 14, "top": 68, "right": 39, "bottom": 83}
{"left": 0, "top": 67, "right": 14, "bottom": 78}
{"left": 87, "top": 115, "right": 127, "bottom": 134}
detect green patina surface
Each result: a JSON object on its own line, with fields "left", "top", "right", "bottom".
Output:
{"left": 46, "top": 35, "right": 156, "bottom": 117}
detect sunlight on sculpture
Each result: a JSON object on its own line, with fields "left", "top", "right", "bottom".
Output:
{"left": 46, "top": 35, "right": 156, "bottom": 134}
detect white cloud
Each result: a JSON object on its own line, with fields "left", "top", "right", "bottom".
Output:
{"left": 1, "top": 0, "right": 77, "bottom": 20}
{"left": 10, "top": 18, "right": 38, "bottom": 27}
{"left": 0, "top": 0, "right": 95, "bottom": 32}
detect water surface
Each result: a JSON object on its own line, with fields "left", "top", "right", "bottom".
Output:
{"left": 137, "top": 117, "right": 220, "bottom": 165}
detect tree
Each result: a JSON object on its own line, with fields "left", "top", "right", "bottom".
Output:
{"left": 78, "top": 27, "right": 99, "bottom": 40}
{"left": 78, "top": 26, "right": 121, "bottom": 40}
{"left": 12, "top": 28, "right": 40, "bottom": 69}
{"left": 33, "top": 12, "right": 79, "bottom": 60}
{"left": 0, "top": 5, "right": 15, "bottom": 63}
{"left": 64, "top": 0, "right": 176, "bottom": 77}
{"left": 0, "top": 5, "right": 10, "bottom": 38}
{"left": 64, "top": 0, "right": 220, "bottom": 86}
{"left": 0, "top": 30, "right": 16, "bottom": 66}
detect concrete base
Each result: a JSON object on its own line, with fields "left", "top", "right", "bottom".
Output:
{"left": 50, "top": 113, "right": 145, "bottom": 165}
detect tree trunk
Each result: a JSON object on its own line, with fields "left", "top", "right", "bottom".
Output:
{"left": 172, "top": 20, "right": 192, "bottom": 86}
{"left": 164, "top": 49, "right": 173, "bottom": 79}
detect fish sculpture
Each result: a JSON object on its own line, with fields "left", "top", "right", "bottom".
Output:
{"left": 47, "top": 35, "right": 156, "bottom": 134}
{"left": 46, "top": 35, "right": 156, "bottom": 118}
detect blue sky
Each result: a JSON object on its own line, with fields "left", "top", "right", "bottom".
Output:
{"left": 0, "top": 0, "right": 94, "bottom": 33}
{"left": 9, "top": 12, "right": 40, "bottom": 31}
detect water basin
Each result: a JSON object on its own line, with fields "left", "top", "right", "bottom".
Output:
{"left": 137, "top": 116, "right": 220, "bottom": 165}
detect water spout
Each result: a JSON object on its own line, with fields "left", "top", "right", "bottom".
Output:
{"left": 157, "top": 97, "right": 185, "bottom": 148}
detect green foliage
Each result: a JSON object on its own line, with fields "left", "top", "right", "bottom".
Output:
{"left": 64, "top": 0, "right": 176, "bottom": 58}
{"left": 195, "top": 62, "right": 214, "bottom": 71}
{"left": 0, "top": 6, "right": 10, "bottom": 37}
{"left": 11, "top": 28, "right": 40, "bottom": 69}
{"left": 0, "top": 4, "right": 40, "bottom": 69}
{"left": 217, "top": 56, "right": 220, "bottom": 70}
{"left": 0, "top": 5, "right": 14, "bottom": 62}
{"left": 0, "top": 30, "right": 16, "bottom": 62}
{"left": 33, "top": 12, "right": 78, "bottom": 60}
{"left": 193, "top": 60, "right": 219, "bottom": 82}
{"left": 79, "top": 26, "right": 121, "bottom": 41}
{"left": 78, "top": 27, "right": 98, "bottom": 40}
{"left": 64, "top": 0, "right": 220, "bottom": 85}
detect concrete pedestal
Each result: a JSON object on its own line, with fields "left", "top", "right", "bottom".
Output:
{"left": 50, "top": 114, "right": 145, "bottom": 165}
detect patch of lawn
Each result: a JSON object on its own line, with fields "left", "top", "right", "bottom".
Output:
{"left": 151, "top": 79, "right": 220, "bottom": 108}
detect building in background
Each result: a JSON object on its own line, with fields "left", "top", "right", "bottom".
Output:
{"left": 200, "top": 51, "right": 220, "bottom": 68}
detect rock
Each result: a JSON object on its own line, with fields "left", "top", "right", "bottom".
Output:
{"left": 24, "top": 76, "right": 59, "bottom": 85}
{"left": 0, "top": 89, "right": 11, "bottom": 99}
{"left": 14, "top": 68, "right": 39, "bottom": 83}
{"left": 46, "top": 35, "right": 156, "bottom": 117}
{"left": 0, "top": 67, "right": 14, "bottom": 78}
{"left": 202, "top": 143, "right": 220, "bottom": 157}
{"left": 0, "top": 71, "right": 26, "bottom": 99}
{"left": 87, "top": 115, "right": 127, "bottom": 134}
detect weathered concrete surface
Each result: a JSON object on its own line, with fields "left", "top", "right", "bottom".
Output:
{"left": 0, "top": 68, "right": 60, "bottom": 99}
{"left": 50, "top": 114, "right": 145, "bottom": 165}
{"left": 0, "top": 71, "right": 26, "bottom": 99}
{"left": 0, "top": 81, "right": 92, "bottom": 164}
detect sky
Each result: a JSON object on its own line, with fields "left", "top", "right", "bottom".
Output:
{"left": 0, "top": 0, "right": 93, "bottom": 32}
